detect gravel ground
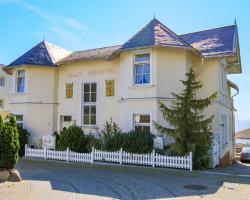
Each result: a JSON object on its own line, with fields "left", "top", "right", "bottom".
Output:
{"left": 0, "top": 158, "right": 250, "bottom": 200}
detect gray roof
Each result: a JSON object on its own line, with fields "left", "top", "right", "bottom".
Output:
{"left": 7, "top": 41, "right": 70, "bottom": 68}
{"left": 58, "top": 45, "right": 121, "bottom": 64}
{"left": 6, "top": 19, "right": 240, "bottom": 68}
{"left": 118, "top": 18, "right": 194, "bottom": 52}
{"left": 180, "top": 25, "right": 237, "bottom": 57}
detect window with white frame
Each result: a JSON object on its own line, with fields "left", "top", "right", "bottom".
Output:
{"left": 0, "top": 99, "right": 4, "bottom": 108}
{"left": 82, "top": 82, "right": 97, "bottom": 125}
{"left": 15, "top": 115, "right": 24, "bottom": 128}
{"left": 16, "top": 70, "right": 25, "bottom": 93}
{"left": 134, "top": 53, "right": 150, "bottom": 85}
{"left": 0, "top": 77, "right": 5, "bottom": 86}
{"left": 134, "top": 114, "right": 151, "bottom": 133}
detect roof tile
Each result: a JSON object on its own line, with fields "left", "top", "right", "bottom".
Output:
{"left": 8, "top": 41, "right": 70, "bottom": 67}
{"left": 180, "top": 25, "right": 237, "bottom": 57}
{"left": 119, "top": 18, "right": 193, "bottom": 51}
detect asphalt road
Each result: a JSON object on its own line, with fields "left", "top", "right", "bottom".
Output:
{"left": 0, "top": 159, "right": 250, "bottom": 200}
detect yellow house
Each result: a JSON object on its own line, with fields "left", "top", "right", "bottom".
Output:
{"left": 1, "top": 18, "right": 241, "bottom": 167}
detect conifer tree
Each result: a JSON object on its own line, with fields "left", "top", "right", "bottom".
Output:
{"left": 154, "top": 68, "right": 217, "bottom": 169}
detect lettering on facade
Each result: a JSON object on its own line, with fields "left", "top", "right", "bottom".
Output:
{"left": 88, "top": 69, "right": 116, "bottom": 76}
{"left": 65, "top": 69, "right": 116, "bottom": 78}
{"left": 66, "top": 72, "right": 82, "bottom": 78}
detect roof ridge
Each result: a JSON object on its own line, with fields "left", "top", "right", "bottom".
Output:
{"left": 7, "top": 41, "right": 45, "bottom": 67}
{"left": 73, "top": 44, "right": 121, "bottom": 53}
{"left": 42, "top": 41, "right": 55, "bottom": 65}
{"left": 180, "top": 25, "right": 236, "bottom": 36}
{"left": 154, "top": 19, "right": 194, "bottom": 49}
{"left": 119, "top": 18, "right": 195, "bottom": 51}
{"left": 119, "top": 19, "right": 156, "bottom": 49}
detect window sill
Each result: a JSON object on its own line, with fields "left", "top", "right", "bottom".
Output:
{"left": 12, "top": 92, "right": 27, "bottom": 96}
{"left": 104, "top": 96, "right": 116, "bottom": 99}
{"left": 129, "top": 84, "right": 155, "bottom": 89}
{"left": 82, "top": 125, "right": 99, "bottom": 129}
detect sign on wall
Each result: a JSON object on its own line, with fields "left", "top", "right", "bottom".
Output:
{"left": 42, "top": 135, "right": 56, "bottom": 149}
{"left": 154, "top": 136, "right": 164, "bottom": 150}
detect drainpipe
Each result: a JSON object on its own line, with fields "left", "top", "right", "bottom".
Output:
{"left": 229, "top": 81, "right": 239, "bottom": 162}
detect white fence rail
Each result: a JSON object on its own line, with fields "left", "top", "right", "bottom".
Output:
{"left": 25, "top": 145, "right": 192, "bottom": 171}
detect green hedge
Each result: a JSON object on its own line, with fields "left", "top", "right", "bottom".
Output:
{"left": 122, "top": 131, "right": 154, "bottom": 153}
{"left": 102, "top": 119, "right": 154, "bottom": 153}
{"left": 56, "top": 120, "right": 154, "bottom": 154}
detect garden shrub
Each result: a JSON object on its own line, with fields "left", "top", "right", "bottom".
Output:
{"left": 53, "top": 130, "right": 61, "bottom": 150}
{"left": 17, "top": 126, "right": 30, "bottom": 157}
{"left": 57, "top": 125, "right": 88, "bottom": 153}
{"left": 0, "top": 115, "right": 20, "bottom": 169}
{"left": 102, "top": 119, "right": 123, "bottom": 151}
{"left": 122, "top": 131, "right": 154, "bottom": 153}
{"left": 86, "top": 134, "right": 102, "bottom": 152}
{"left": 101, "top": 119, "right": 154, "bottom": 153}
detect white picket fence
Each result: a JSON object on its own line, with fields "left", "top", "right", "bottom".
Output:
{"left": 25, "top": 145, "right": 193, "bottom": 171}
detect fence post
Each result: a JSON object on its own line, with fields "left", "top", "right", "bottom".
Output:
{"left": 91, "top": 147, "right": 94, "bottom": 165}
{"left": 151, "top": 149, "right": 155, "bottom": 168}
{"left": 189, "top": 152, "right": 193, "bottom": 171}
{"left": 25, "top": 144, "right": 27, "bottom": 157}
{"left": 119, "top": 148, "right": 123, "bottom": 164}
{"left": 66, "top": 148, "right": 69, "bottom": 162}
{"left": 44, "top": 147, "right": 47, "bottom": 160}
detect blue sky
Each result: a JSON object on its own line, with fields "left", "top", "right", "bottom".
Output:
{"left": 0, "top": 0, "right": 249, "bottom": 131}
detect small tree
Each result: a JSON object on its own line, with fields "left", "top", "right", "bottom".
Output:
{"left": 154, "top": 68, "right": 217, "bottom": 169}
{"left": 102, "top": 118, "right": 122, "bottom": 151}
{"left": 0, "top": 115, "right": 20, "bottom": 169}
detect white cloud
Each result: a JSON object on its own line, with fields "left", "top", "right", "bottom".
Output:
{"left": 48, "top": 27, "right": 84, "bottom": 49}
{"left": 1, "top": 0, "right": 86, "bottom": 48}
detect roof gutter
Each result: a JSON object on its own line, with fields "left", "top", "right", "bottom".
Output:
{"left": 227, "top": 79, "right": 239, "bottom": 97}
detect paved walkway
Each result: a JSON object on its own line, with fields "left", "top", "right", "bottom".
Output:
{"left": 0, "top": 159, "right": 250, "bottom": 200}
{"left": 207, "top": 161, "right": 250, "bottom": 176}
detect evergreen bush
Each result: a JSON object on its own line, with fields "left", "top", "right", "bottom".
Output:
{"left": 122, "top": 131, "right": 154, "bottom": 153}
{"left": 57, "top": 125, "right": 88, "bottom": 153}
{"left": 0, "top": 115, "right": 20, "bottom": 169}
{"left": 17, "top": 126, "right": 30, "bottom": 157}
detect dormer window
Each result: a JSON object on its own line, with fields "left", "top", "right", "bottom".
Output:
{"left": 134, "top": 53, "right": 151, "bottom": 85}
{"left": 16, "top": 70, "right": 25, "bottom": 93}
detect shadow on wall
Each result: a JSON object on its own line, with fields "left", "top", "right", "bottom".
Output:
{"left": 15, "top": 159, "right": 250, "bottom": 199}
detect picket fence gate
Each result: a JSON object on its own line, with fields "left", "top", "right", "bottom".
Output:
{"left": 25, "top": 145, "right": 193, "bottom": 171}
